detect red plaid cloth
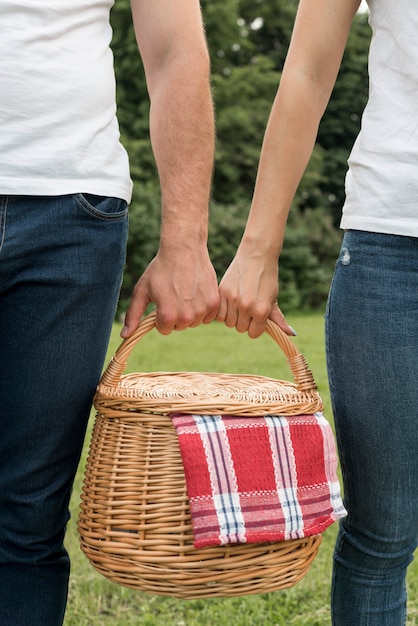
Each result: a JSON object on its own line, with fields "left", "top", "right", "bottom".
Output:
{"left": 170, "top": 412, "right": 346, "bottom": 548}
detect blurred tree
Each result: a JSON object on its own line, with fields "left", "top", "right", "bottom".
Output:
{"left": 318, "top": 11, "right": 371, "bottom": 221}
{"left": 212, "top": 56, "right": 279, "bottom": 203}
{"left": 237, "top": 0, "right": 298, "bottom": 68}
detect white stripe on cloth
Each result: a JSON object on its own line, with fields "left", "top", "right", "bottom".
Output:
{"left": 265, "top": 415, "right": 304, "bottom": 539}
{"left": 315, "top": 412, "right": 347, "bottom": 520}
{"left": 194, "top": 414, "right": 246, "bottom": 544}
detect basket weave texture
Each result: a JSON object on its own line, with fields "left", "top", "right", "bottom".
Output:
{"left": 78, "top": 313, "right": 323, "bottom": 599}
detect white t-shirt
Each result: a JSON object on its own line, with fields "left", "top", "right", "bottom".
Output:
{"left": 341, "top": 0, "right": 418, "bottom": 237}
{"left": 0, "top": 0, "right": 133, "bottom": 202}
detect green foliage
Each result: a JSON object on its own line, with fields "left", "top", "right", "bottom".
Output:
{"left": 111, "top": 0, "right": 150, "bottom": 140}
{"left": 318, "top": 11, "right": 371, "bottom": 220}
{"left": 201, "top": 0, "right": 254, "bottom": 73}
{"left": 118, "top": 178, "right": 161, "bottom": 312}
{"left": 212, "top": 56, "right": 279, "bottom": 202}
{"left": 280, "top": 207, "right": 342, "bottom": 311}
{"left": 207, "top": 201, "right": 248, "bottom": 278}
{"left": 110, "top": 0, "right": 371, "bottom": 316}
{"left": 238, "top": 0, "right": 299, "bottom": 68}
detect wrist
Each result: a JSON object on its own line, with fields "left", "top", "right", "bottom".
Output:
{"left": 160, "top": 201, "right": 209, "bottom": 238}
{"left": 239, "top": 229, "right": 282, "bottom": 261}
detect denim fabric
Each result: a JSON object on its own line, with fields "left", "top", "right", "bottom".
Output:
{"left": 0, "top": 195, "right": 128, "bottom": 625}
{"left": 326, "top": 230, "right": 418, "bottom": 626}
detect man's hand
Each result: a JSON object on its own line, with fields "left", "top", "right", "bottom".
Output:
{"left": 121, "top": 245, "right": 220, "bottom": 337}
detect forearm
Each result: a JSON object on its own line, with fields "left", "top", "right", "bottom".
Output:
{"left": 218, "top": 71, "right": 337, "bottom": 337}
{"left": 123, "top": 0, "right": 219, "bottom": 335}
{"left": 218, "top": 0, "right": 360, "bottom": 337}
{"left": 241, "top": 0, "right": 358, "bottom": 258}
{"left": 131, "top": 0, "right": 215, "bottom": 248}
{"left": 241, "top": 70, "right": 330, "bottom": 258}
{"left": 148, "top": 54, "right": 215, "bottom": 248}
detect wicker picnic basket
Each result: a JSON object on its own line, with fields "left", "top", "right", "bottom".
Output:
{"left": 78, "top": 312, "right": 324, "bottom": 599}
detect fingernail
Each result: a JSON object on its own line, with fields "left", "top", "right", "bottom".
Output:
{"left": 289, "top": 326, "right": 298, "bottom": 336}
{"left": 121, "top": 326, "right": 128, "bottom": 338}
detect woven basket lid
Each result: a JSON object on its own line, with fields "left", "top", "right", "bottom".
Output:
{"left": 94, "top": 313, "right": 323, "bottom": 417}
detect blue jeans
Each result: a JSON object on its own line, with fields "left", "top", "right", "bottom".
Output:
{"left": 326, "top": 230, "right": 418, "bottom": 625}
{"left": 0, "top": 195, "right": 128, "bottom": 625}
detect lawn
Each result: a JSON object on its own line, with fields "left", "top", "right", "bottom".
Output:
{"left": 65, "top": 312, "right": 418, "bottom": 625}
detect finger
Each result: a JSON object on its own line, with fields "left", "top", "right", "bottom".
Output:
{"left": 235, "top": 310, "right": 253, "bottom": 334}
{"left": 247, "top": 318, "right": 268, "bottom": 339}
{"left": 217, "top": 296, "right": 239, "bottom": 328}
{"left": 269, "top": 304, "right": 297, "bottom": 336}
{"left": 154, "top": 311, "right": 177, "bottom": 335}
{"left": 216, "top": 299, "right": 228, "bottom": 323}
{"left": 200, "top": 298, "right": 220, "bottom": 325}
{"left": 154, "top": 305, "right": 195, "bottom": 335}
{"left": 223, "top": 309, "right": 239, "bottom": 329}
{"left": 189, "top": 300, "right": 219, "bottom": 327}
{"left": 121, "top": 287, "right": 149, "bottom": 338}
{"left": 172, "top": 322, "right": 190, "bottom": 332}
{"left": 202, "top": 310, "right": 217, "bottom": 324}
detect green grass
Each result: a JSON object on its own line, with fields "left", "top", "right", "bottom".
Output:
{"left": 65, "top": 312, "right": 418, "bottom": 625}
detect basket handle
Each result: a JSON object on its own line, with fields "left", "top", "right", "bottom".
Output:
{"left": 100, "top": 311, "right": 317, "bottom": 393}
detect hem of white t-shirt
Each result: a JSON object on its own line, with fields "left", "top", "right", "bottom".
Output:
{"left": 340, "top": 216, "right": 418, "bottom": 238}
{"left": 0, "top": 178, "right": 133, "bottom": 205}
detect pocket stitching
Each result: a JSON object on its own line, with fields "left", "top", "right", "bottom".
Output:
{"left": 75, "top": 193, "right": 128, "bottom": 222}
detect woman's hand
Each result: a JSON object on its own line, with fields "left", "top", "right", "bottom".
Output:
{"left": 217, "top": 245, "right": 295, "bottom": 339}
